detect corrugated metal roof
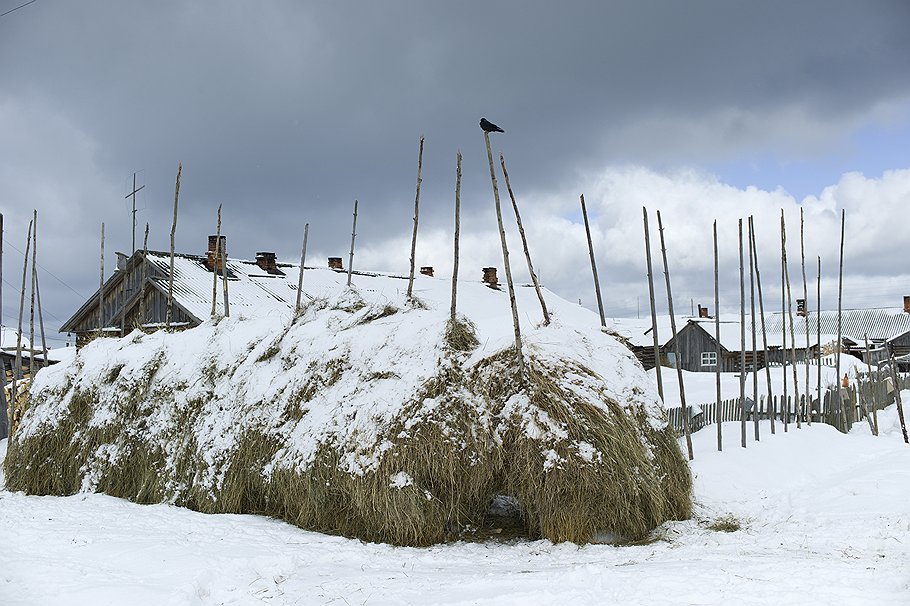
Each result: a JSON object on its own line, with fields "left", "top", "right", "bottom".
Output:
{"left": 763, "top": 308, "right": 910, "bottom": 342}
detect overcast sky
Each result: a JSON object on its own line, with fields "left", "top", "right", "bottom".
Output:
{"left": 2, "top": 1, "right": 909, "bottom": 345}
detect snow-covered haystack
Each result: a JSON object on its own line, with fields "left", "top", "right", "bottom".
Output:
{"left": 4, "top": 269, "right": 690, "bottom": 545}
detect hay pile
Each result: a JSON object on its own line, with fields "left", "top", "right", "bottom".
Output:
{"left": 4, "top": 271, "right": 690, "bottom": 546}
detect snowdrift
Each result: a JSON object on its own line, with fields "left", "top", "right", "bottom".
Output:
{"left": 4, "top": 269, "right": 691, "bottom": 545}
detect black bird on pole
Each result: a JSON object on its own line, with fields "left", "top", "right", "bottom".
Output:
{"left": 480, "top": 118, "right": 504, "bottom": 133}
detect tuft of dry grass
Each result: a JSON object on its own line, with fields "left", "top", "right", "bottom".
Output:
{"left": 707, "top": 515, "right": 741, "bottom": 533}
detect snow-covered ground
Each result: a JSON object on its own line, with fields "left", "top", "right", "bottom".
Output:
{"left": 2, "top": 398, "right": 908, "bottom": 605}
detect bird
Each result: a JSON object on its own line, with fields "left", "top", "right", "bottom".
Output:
{"left": 479, "top": 118, "right": 504, "bottom": 133}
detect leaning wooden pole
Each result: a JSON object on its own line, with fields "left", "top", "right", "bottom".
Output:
{"left": 714, "top": 220, "right": 722, "bottom": 451}
{"left": 140, "top": 223, "right": 149, "bottom": 328}
{"left": 816, "top": 256, "right": 822, "bottom": 424}
{"left": 748, "top": 217, "right": 759, "bottom": 441}
{"left": 739, "top": 219, "right": 747, "bottom": 448}
{"left": 99, "top": 222, "right": 105, "bottom": 333}
{"left": 888, "top": 356, "right": 909, "bottom": 444}
{"left": 211, "top": 205, "right": 223, "bottom": 318}
{"left": 750, "top": 217, "right": 775, "bottom": 434}
{"left": 643, "top": 207, "right": 664, "bottom": 402}
{"left": 835, "top": 209, "right": 845, "bottom": 422}
{"left": 657, "top": 210, "right": 693, "bottom": 460}
{"left": 483, "top": 131, "right": 523, "bottom": 368}
{"left": 220, "top": 226, "right": 230, "bottom": 317}
{"left": 0, "top": 213, "right": 6, "bottom": 438}
{"left": 31, "top": 210, "right": 47, "bottom": 368}
{"left": 581, "top": 194, "right": 606, "bottom": 327}
{"left": 12, "top": 219, "right": 32, "bottom": 431}
{"left": 28, "top": 212, "right": 37, "bottom": 380}
{"left": 800, "top": 207, "right": 811, "bottom": 425}
{"left": 166, "top": 162, "right": 181, "bottom": 329}
{"left": 783, "top": 214, "right": 801, "bottom": 429}
{"left": 295, "top": 223, "right": 310, "bottom": 314}
{"left": 450, "top": 152, "right": 462, "bottom": 322}
{"left": 347, "top": 199, "right": 358, "bottom": 288}
{"left": 780, "top": 211, "right": 788, "bottom": 431}
{"left": 501, "top": 153, "right": 550, "bottom": 325}
{"left": 407, "top": 136, "right": 424, "bottom": 299}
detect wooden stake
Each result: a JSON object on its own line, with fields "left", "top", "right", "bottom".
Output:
{"left": 450, "top": 152, "right": 462, "bottom": 322}
{"left": 29, "top": 211, "right": 37, "bottom": 380}
{"left": 212, "top": 205, "right": 222, "bottom": 318}
{"left": 748, "top": 217, "right": 759, "bottom": 441}
{"left": 580, "top": 194, "right": 606, "bottom": 327}
{"left": 714, "top": 220, "right": 722, "bottom": 451}
{"left": 220, "top": 222, "right": 230, "bottom": 317}
{"left": 864, "top": 334, "right": 879, "bottom": 435}
{"left": 99, "top": 222, "right": 105, "bottom": 332}
{"left": 140, "top": 223, "right": 149, "bottom": 327}
{"left": 782, "top": 213, "right": 801, "bottom": 429}
{"left": 739, "top": 219, "right": 747, "bottom": 448}
{"left": 800, "top": 207, "right": 810, "bottom": 424}
{"left": 296, "top": 223, "right": 309, "bottom": 313}
{"left": 501, "top": 153, "right": 550, "bottom": 325}
{"left": 12, "top": 219, "right": 32, "bottom": 431}
{"left": 407, "top": 136, "right": 424, "bottom": 299}
{"left": 643, "top": 207, "right": 664, "bottom": 402}
{"left": 0, "top": 213, "right": 6, "bottom": 438}
{"left": 750, "top": 217, "right": 774, "bottom": 434}
{"left": 166, "top": 162, "right": 181, "bottom": 329}
{"left": 888, "top": 356, "right": 909, "bottom": 444}
{"left": 31, "top": 210, "right": 47, "bottom": 368}
{"left": 780, "top": 211, "right": 788, "bottom": 431}
{"left": 483, "top": 131, "right": 523, "bottom": 368}
{"left": 816, "top": 256, "right": 821, "bottom": 424}
{"left": 347, "top": 199, "right": 358, "bottom": 288}
{"left": 656, "top": 210, "right": 693, "bottom": 460}
{"left": 835, "top": 209, "right": 845, "bottom": 423}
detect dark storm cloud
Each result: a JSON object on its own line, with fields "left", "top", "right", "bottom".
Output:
{"left": 1, "top": 0, "right": 909, "bottom": 334}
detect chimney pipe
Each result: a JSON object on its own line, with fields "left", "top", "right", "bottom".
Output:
{"left": 697, "top": 304, "right": 709, "bottom": 318}
{"left": 482, "top": 267, "right": 499, "bottom": 288}
{"left": 206, "top": 235, "right": 227, "bottom": 272}
{"left": 328, "top": 257, "right": 343, "bottom": 270}
{"left": 419, "top": 266, "right": 434, "bottom": 277}
{"left": 797, "top": 298, "right": 807, "bottom": 317}
{"left": 904, "top": 295, "right": 910, "bottom": 314}
{"left": 255, "top": 251, "right": 278, "bottom": 273}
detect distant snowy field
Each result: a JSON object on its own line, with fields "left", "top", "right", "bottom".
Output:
{"left": 2, "top": 398, "right": 909, "bottom": 605}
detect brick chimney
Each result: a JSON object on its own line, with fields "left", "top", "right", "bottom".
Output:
{"left": 482, "top": 267, "right": 499, "bottom": 288}
{"left": 420, "top": 266, "right": 434, "bottom": 277}
{"left": 904, "top": 295, "right": 910, "bottom": 314}
{"left": 697, "top": 304, "right": 709, "bottom": 318}
{"left": 328, "top": 257, "right": 343, "bottom": 270}
{"left": 255, "top": 251, "right": 278, "bottom": 273}
{"left": 206, "top": 235, "right": 227, "bottom": 272}
{"left": 797, "top": 298, "right": 807, "bottom": 317}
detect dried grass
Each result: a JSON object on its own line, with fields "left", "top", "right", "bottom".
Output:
{"left": 4, "top": 321, "right": 691, "bottom": 547}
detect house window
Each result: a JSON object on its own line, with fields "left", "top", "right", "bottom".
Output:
{"left": 701, "top": 351, "right": 717, "bottom": 367}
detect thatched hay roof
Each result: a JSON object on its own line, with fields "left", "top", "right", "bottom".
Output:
{"left": 5, "top": 269, "right": 690, "bottom": 545}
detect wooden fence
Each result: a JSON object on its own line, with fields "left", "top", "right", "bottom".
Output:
{"left": 668, "top": 373, "right": 910, "bottom": 435}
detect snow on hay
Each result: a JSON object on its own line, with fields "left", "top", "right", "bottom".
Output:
{"left": 3, "top": 269, "right": 691, "bottom": 546}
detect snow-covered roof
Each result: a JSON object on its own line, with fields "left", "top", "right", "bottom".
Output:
{"left": 684, "top": 318, "right": 839, "bottom": 352}
{"left": 764, "top": 308, "right": 910, "bottom": 342}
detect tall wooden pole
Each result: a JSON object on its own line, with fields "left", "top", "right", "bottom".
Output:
{"left": 483, "top": 130, "right": 523, "bottom": 366}
{"left": 749, "top": 217, "right": 759, "bottom": 441}
{"left": 31, "top": 210, "right": 47, "bottom": 368}
{"left": 815, "top": 256, "right": 824, "bottom": 428}
{"left": 643, "top": 207, "right": 664, "bottom": 402}
{"left": 0, "top": 213, "right": 6, "bottom": 438}
{"left": 12, "top": 220, "right": 32, "bottom": 426}
{"left": 739, "top": 219, "right": 747, "bottom": 448}
{"left": 800, "top": 207, "right": 810, "bottom": 425}
{"left": 296, "top": 223, "right": 310, "bottom": 313}
{"left": 28, "top": 211, "right": 37, "bottom": 380}
{"left": 407, "top": 136, "right": 424, "bottom": 299}
{"left": 450, "top": 152, "right": 462, "bottom": 322}
{"left": 714, "top": 220, "right": 722, "bottom": 451}
{"left": 140, "top": 223, "right": 149, "bottom": 327}
{"left": 347, "top": 199, "right": 358, "bottom": 288}
{"left": 580, "top": 194, "right": 606, "bottom": 327}
{"left": 750, "top": 217, "right": 774, "bottom": 434}
{"left": 781, "top": 211, "right": 788, "bottom": 431}
{"left": 501, "top": 153, "right": 550, "bottom": 325}
{"left": 166, "top": 163, "right": 181, "bottom": 329}
{"left": 220, "top": 225, "right": 230, "bottom": 317}
{"left": 212, "top": 205, "right": 223, "bottom": 318}
{"left": 835, "top": 209, "right": 845, "bottom": 422}
{"left": 99, "top": 222, "right": 105, "bottom": 332}
{"left": 656, "top": 210, "right": 693, "bottom": 460}
{"left": 783, "top": 213, "right": 801, "bottom": 429}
